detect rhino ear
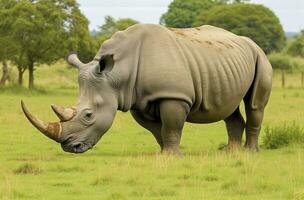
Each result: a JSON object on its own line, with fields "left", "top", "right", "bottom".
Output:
{"left": 66, "top": 53, "right": 85, "bottom": 69}
{"left": 96, "top": 55, "right": 114, "bottom": 74}
{"left": 98, "top": 59, "right": 106, "bottom": 73}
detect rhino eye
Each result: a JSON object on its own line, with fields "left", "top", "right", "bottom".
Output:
{"left": 81, "top": 109, "right": 95, "bottom": 125}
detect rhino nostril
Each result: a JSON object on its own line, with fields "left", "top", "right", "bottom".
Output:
{"left": 85, "top": 113, "right": 92, "bottom": 118}
{"left": 73, "top": 143, "right": 82, "bottom": 150}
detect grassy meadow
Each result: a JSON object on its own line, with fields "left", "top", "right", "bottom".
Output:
{"left": 1, "top": 63, "right": 304, "bottom": 200}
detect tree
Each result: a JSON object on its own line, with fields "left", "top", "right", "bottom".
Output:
{"left": 96, "top": 16, "right": 139, "bottom": 44}
{"left": 0, "top": 0, "right": 18, "bottom": 86}
{"left": 0, "top": 32, "right": 11, "bottom": 87}
{"left": 160, "top": 0, "right": 227, "bottom": 28}
{"left": 98, "top": 16, "right": 117, "bottom": 36}
{"left": 229, "top": 0, "right": 250, "bottom": 3}
{"left": 5, "top": 0, "right": 94, "bottom": 89}
{"left": 287, "top": 31, "right": 304, "bottom": 58}
{"left": 64, "top": 3, "right": 97, "bottom": 63}
{"left": 195, "top": 4, "right": 285, "bottom": 54}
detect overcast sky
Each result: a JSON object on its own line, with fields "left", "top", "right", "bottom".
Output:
{"left": 77, "top": 0, "right": 304, "bottom": 32}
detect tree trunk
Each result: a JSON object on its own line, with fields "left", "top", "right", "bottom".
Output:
{"left": 301, "top": 72, "right": 304, "bottom": 88}
{"left": 0, "top": 60, "right": 9, "bottom": 86}
{"left": 281, "top": 70, "right": 285, "bottom": 88}
{"left": 28, "top": 62, "right": 34, "bottom": 89}
{"left": 17, "top": 66, "right": 25, "bottom": 86}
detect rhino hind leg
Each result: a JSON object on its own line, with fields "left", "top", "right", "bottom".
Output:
{"left": 224, "top": 107, "right": 245, "bottom": 150}
{"left": 243, "top": 107, "right": 265, "bottom": 151}
{"left": 243, "top": 85, "right": 271, "bottom": 151}
{"left": 130, "top": 110, "right": 164, "bottom": 150}
{"left": 244, "top": 84, "right": 270, "bottom": 151}
{"left": 243, "top": 52, "right": 272, "bottom": 151}
{"left": 243, "top": 49, "right": 272, "bottom": 151}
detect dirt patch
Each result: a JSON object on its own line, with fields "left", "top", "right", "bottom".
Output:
{"left": 14, "top": 163, "right": 42, "bottom": 175}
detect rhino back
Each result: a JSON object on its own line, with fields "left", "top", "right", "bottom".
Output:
{"left": 132, "top": 25, "right": 256, "bottom": 121}
{"left": 96, "top": 24, "right": 258, "bottom": 121}
{"left": 171, "top": 26, "right": 257, "bottom": 122}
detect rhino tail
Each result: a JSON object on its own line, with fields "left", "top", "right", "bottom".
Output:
{"left": 244, "top": 48, "right": 273, "bottom": 110}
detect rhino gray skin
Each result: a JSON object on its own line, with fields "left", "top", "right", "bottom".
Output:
{"left": 22, "top": 24, "right": 272, "bottom": 154}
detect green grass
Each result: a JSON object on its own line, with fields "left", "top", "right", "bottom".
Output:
{"left": 1, "top": 64, "right": 304, "bottom": 199}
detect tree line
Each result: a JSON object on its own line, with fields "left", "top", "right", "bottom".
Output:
{"left": 0, "top": 0, "right": 139, "bottom": 89}
{"left": 160, "top": 0, "right": 286, "bottom": 54}
{"left": 0, "top": 0, "right": 96, "bottom": 88}
{"left": 1, "top": 0, "right": 303, "bottom": 89}
{"left": 160, "top": 0, "right": 304, "bottom": 72}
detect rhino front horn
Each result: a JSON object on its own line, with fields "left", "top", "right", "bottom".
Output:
{"left": 51, "top": 104, "right": 76, "bottom": 122}
{"left": 66, "top": 53, "right": 84, "bottom": 69}
{"left": 21, "top": 100, "right": 62, "bottom": 143}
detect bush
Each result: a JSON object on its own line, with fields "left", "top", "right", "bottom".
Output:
{"left": 287, "top": 32, "right": 304, "bottom": 58}
{"left": 263, "top": 123, "right": 304, "bottom": 149}
{"left": 160, "top": 0, "right": 223, "bottom": 28}
{"left": 268, "top": 53, "right": 295, "bottom": 71}
{"left": 268, "top": 53, "right": 304, "bottom": 72}
{"left": 195, "top": 4, "right": 286, "bottom": 54}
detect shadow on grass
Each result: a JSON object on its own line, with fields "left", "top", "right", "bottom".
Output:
{"left": 0, "top": 85, "right": 47, "bottom": 95}
{"left": 53, "top": 149, "right": 227, "bottom": 158}
{"left": 54, "top": 151, "right": 162, "bottom": 158}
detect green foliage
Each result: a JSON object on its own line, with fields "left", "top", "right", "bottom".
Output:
{"left": 263, "top": 123, "right": 304, "bottom": 149}
{"left": 9, "top": 0, "right": 66, "bottom": 64}
{"left": 268, "top": 53, "right": 295, "bottom": 71}
{"left": 287, "top": 31, "right": 304, "bottom": 58}
{"left": 96, "top": 16, "right": 139, "bottom": 44}
{"left": 64, "top": 3, "right": 98, "bottom": 63}
{"left": 232, "top": 0, "right": 249, "bottom": 2}
{"left": 115, "top": 18, "right": 139, "bottom": 31}
{"left": 268, "top": 53, "right": 304, "bottom": 72}
{"left": 0, "top": 0, "right": 19, "bottom": 62}
{"left": 98, "top": 16, "right": 117, "bottom": 36}
{"left": 195, "top": 4, "right": 286, "bottom": 54}
{"left": 160, "top": 0, "right": 225, "bottom": 28}
{"left": 0, "top": 0, "right": 95, "bottom": 88}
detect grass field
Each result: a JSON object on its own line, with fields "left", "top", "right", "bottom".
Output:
{"left": 0, "top": 63, "right": 304, "bottom": 199}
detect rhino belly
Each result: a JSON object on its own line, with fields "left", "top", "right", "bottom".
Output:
{"left": 186, "top": 65, "right": 254, "bottom": 123}
{"left": 186, "top": 97, "right": 244, "bottom": 123}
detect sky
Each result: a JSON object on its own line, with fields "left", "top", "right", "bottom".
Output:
{"left": 77, "top": 0, "right": 304, "bottom": 32}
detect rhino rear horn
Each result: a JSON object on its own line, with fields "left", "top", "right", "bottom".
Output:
{"left": 51, "top": 104, "right": 76, "bottom": 122}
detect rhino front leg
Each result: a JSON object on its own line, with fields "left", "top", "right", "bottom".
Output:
{"left": 159, "top": 100, "right": 189, "bottom": 155}
{"left": 130, "top": 110, "right": 163, "bottom": 150}
{"left": 224, "top": 107, "right": 245, "bottom": 150}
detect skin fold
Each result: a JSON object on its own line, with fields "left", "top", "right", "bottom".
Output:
{"left": 22, "top": 24, "right": 272, "bottom": 154}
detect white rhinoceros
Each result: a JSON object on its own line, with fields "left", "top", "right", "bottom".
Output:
{"left": 22, "top": 24, "right": 272, "bottom": 154}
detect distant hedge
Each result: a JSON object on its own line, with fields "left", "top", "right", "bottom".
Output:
{"left": 287, "top": 32, "right": 304, "bottom": 58}
{"left": 268, "top": 53, "right": 304, "bottom": 72}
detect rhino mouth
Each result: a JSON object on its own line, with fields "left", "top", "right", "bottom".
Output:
{"left": 22, "top": 100, "right": 94, "bottom": 154}
{"left": 61, "top": 137, "right": 93, "bottom": 153}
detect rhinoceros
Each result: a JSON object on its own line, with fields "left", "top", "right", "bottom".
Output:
{"left": 21, "top": 24, "right": 272, "bottom": 155}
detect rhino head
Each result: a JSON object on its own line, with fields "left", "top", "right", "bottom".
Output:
{"left": 21, "top": 53, "right": 120, "bottom": 153}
